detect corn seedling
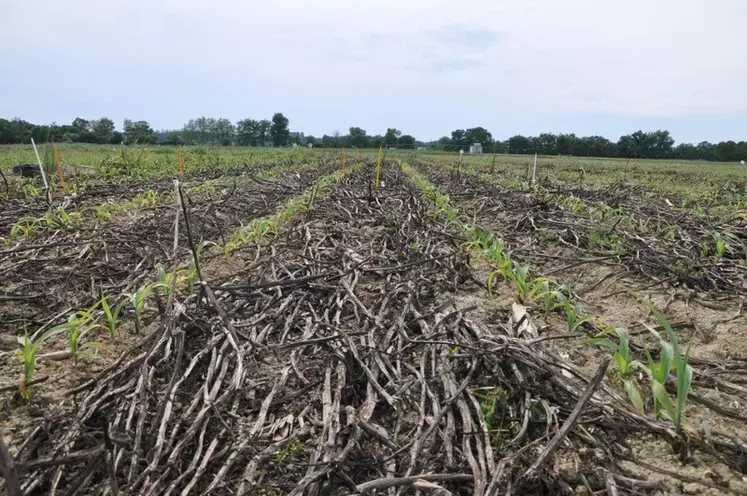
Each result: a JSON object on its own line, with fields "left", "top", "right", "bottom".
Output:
{"left": 250, "top": 218, "right": 276, "bottom": 240}
{"left": 133, "top": 189, "right": 160, "bottom": 208}
{"left": 10, "top": 216, "right": 42, "bottom": 237}
{"left": 93, "top": 201, "right": 120, "bottom": 221}
{"left": 100, "top": 294, "right": 126, "bottom": 338}
{"left": 127, "top": 282, "right": 158, "bottom": 333}
{"left": 558, "top": 294, "right": 594, "bottom": 332}
{"left": 588, "top": 328, "right": 645, "bottom": 411}
{"left": 509, "top": 263, "right": 553, "bottom": 303}
{"left": 714, "top": 233, "right": 726, "bottom": 258}
{"left": 643, "top": 308, "right": 693, "bottom": 435}
{"left": 19, "top": 333, "right": 40, "bottom": 399}
{"left": 48, "top": 303, "right": 100, "bottom": 364}
{"left": 23, "top": 184, "right": 41, "bottom": 198}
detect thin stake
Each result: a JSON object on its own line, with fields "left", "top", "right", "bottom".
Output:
{"left": 177, "top": 183, "right": 204, "bottom": 285}
{"left": 375, "top": 145, "right": 384, "bottom": 188}
{"left": 531, "top": 152, "right": 538, "bottom": 186}
{"left": 31, "top": 138, "right": 49, "bottom": 191}
{"left": 53, "top": 144, "right": 67, "bottom": 194}
{"left": 341, "top": 147, "right": 346, "bottom": 175}
{"left": 177, "top": 144, "right": 184, "bottom": 178}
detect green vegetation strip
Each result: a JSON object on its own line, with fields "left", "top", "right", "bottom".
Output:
{"left": 16, "top": 165, "right": 356, "bottom": 399}
{"left": 400, "top": 160, "right": 693, "bottom": 433}
{"left": 6, "top": 159, "right": 333, "bottom": 241}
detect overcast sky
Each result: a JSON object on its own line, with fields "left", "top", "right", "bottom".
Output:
{"left": 1, "top": 0, "right": 745, "bottom": 143}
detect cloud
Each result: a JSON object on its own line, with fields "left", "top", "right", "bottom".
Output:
{"left": 0, "top": 0, "right": 745, "bottom": 142}
{"left": 431, "top": 25, "right": 502, "bottom": 52}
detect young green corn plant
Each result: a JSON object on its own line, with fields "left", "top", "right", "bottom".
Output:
{"left": 250, "top": 218, "right": 277, "bottom": 240}
{"left": 714, "top": 233, "right": 726, "bottom": 258}
{"left": 100, "top": 294, "right": 126, "bottom": 338}
{"left": 10, "top": 217, "right": 42, "bottom": 238}
{"left": 155, "top": 264, "right": 173, "bottom": 298}
{"left": 558, "top": 294, "right": 594, "bottom": 332}
{"left": 23, "top": 184, "right": 41, "bottom": 198}
{"left": 588, "top": 328, "right": 645, "bottom": 411}
{"left": 48, "top": 303, "right": 100, "bottom": 364}
{"left": 133, "top": 189, "right": 160, "bottom": 208}
{"left": 643, "top": 308, "right": 693, "bottom": 436}
{"left": 127, "top": 282, "right": 158, "bottom": 333}
{"left": 19, "top": 332, "right": 40, "bottom": 399}
{"left": 509, "top": 263, "right": 553, "bottom": 304}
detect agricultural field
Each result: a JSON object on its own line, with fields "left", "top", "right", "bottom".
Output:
{"left": 0, "top": 144, "right": 746, "bottom": 495}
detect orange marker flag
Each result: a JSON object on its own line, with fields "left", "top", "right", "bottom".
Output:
{"left": 53, "top": 144, "right": 67, "bottom": 194}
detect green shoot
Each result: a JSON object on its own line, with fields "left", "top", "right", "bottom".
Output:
{"left": 644, "top": 308, "right": 693, "bottom": 434}
{"left": 100, "top": 294, "right": 126, "bottom": 338}
{"left": 20, "top": 332, "right": 40, "bottom": 398}
{"left": 558, "top": 294, "right": 593, "bottom": 332}
{"left": 127, "top": 282, "right": 157, "bottom": 333}
{"left": 23, "top": 184, "right": 41, "bottom": 198}
{"left": 714, "top": 233, "right": 726, "bottom": 258}
{"left": 588, "top": 328, "right": 645, "bottom": 411}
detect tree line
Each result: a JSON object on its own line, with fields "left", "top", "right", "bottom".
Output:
{"left": 1, "top": 115, "right": 744, "bottom": 162}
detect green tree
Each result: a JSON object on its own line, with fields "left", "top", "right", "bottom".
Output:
{"left": 236, "top": 119, "right": 270, "bottom": 146}
{"left": 451, "top": 129, "right": 466, "bottom": 149}
{"left": 436, "top": 136, "right": 452, "bottom": 150}
{"left": 464, "top": 127, "right": 492, "bottom": 147}
{"left": 384, "top": 128, "right": 401, "bottom": 147}
{"left": 163, "top": 131, "right": 183, "bottom": 146}
{"left": 348, "top": 127, "right": 369, "bottom": 148}
{"left": 214, "top": 118, "right": 235, "bottom": 146}
{"left": 399, "top": 134, "right": 416, "bottom": 149}
{"left": 535, "top": 133, "right": 557, "bottom": 155}
{"left": 123, "top": 119, "right": 157, "bottom": 144}
{"left": 91, "top": 118, "right": 116, "bottom": 144}
{"left": 507, "top": 135, "right": 533, "bottom": 154}
{"left": 270, "top": 113, "right": 290, "bottom": 146}
{"left": 71, "top": 117, "right": 89, "bottom": 130}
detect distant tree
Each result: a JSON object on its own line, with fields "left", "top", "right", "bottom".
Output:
{"left": 649, "top": 130, "right": 674, "bottom": 159}
{"left": 535, "top": 133, "right": 557, "bottom": 155}
{"left": 464, "top": 127, "right": 492, "bottom": 147}
{"left": 450, "top": 129, "right": 466, "bottom": 149}
{"left": 436, "top": 136, "right": 452, "bottom": 149}
{"left": 236, "top": 119, "right": 270, "bottom": 146}
{"left": 398, "top": 135, "right": 416, "bottom": 149}
{"left": 715, "top": 140, "right": 739, "bottom": 162}
{"left": 71, "top": 117, "right": 89, "bottom": 130}
{"left": 0, "top": 119, "right": 13, "bottom": 144}
{"left": 270, "top": 113, "right": 290, "bottom": 146}
{"left": 384, "top": 128, "right": 401, "bottom": 146}
{"left": 370, "top": 135, "right": 384, "bottom": 148}
{"left": 348, "top": 127, "right": 369, "bottom": 148}
{"left": 507, "top": 135, "right": 533, "bottom": 154}
{"left": 305, "top": 135, "right": 317, "bottom": 146}
{"left": 163, "top": 131, "right": 183, "bottom": 146}
{"left": 123, "top": 119, "right": 157, "bottom": 144}
{"left": 91, "top": 118, "right": 116, "bottom": 144}
{"left": 556, "top": 133, "right": 577, "bottom": 156}
{"left": 617, "top": 130, "right": 673, "bottom": 159}
{"left": 110, "top": 131, "right": 124, "bottom": 144}
{"left": 214, "top": 118, "right": 235, "bottom": 146}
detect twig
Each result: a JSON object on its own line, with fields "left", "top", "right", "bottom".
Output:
{"left": 0, "top": 433, "right": 21, "bottom": 496}
{"left": 523, "top": 357, "right": 611, "bottom": 477}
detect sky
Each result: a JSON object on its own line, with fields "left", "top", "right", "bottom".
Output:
{"left": 1, "top": 0, "right": 746, "bottom": 144}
